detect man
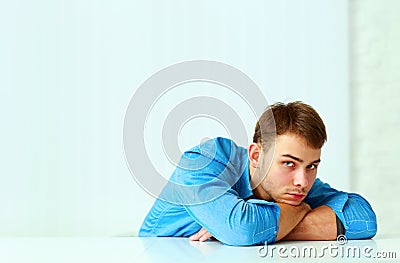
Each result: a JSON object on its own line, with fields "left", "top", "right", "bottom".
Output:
{"left": 139, "top": 101, "right": 377, "bottom": 246}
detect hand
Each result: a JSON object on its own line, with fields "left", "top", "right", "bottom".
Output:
{"left": 189, "top": 227, "right": 214, "bottom": 242}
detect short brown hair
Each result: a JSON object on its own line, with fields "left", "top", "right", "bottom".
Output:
{"left": 253, "top": 101, "right": 327, "bottom": 149}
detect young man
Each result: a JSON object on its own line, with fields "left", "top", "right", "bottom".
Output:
{"left": 139, "top": 102, "right": 377, "bottom": 246}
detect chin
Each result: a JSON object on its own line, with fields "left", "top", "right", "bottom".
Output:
{"left": 281, "top": 199, "right": 302, "bottom": 206}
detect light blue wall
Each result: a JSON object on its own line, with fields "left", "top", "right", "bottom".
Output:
{"left": 0, "top": 0, "right": 348, "bottom": 236}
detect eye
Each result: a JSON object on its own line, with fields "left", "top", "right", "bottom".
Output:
{"left": 307, "top": 164, "right": 317, "bottom": 170}
{"left": 283, "top": 161, "right": 295, "bottom": 167}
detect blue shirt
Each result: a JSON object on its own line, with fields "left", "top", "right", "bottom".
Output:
{"left": 139, "top": 137, "right": 377, "bottom": 246}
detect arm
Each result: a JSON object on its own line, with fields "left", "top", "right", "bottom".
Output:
{"left": 302, "top": 179, "right": 377, "bottom": 240}
{"left": 190, "top": 202, "right": 311, "bottom": 243}
{"left": 185, "top": 192, "right": 281, "bottom": 246}
{"left": 157, "top": 139, "right": 282, "bottom": 246}
{"left": 282, "top": 205, "right": 337, "bottom": 241}
{"left": 175, "top": 152, "right": 281, "bottom": 246}
{"left": 275, "top": 202, "right": 311, "bottom": 241}
{"left": 340, "top": 193, "right": 377, "bottom": 239}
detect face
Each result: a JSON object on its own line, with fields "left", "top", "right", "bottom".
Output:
{"left": 249, "top": 133, "right": 321, "bottom": 205}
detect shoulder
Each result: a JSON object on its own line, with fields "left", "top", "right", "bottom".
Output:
{"left": 184, "top": 137, "right": 247, "bottom": 165}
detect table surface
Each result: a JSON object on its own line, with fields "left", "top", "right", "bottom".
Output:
{"left": 1, "top": 235, "right": 399, "bottom": 263}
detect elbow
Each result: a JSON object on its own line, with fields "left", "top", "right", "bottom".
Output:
{"left": 213, "top": 200, "right": 280, "bottom": 246}
{"left": 344, "top": 194, "right": 378, "bottom": 239}
{"left": 346, "top": 221, "right": 377, "bottom": 239}
{"left": 214, "top": 227, "right": 255, "bottom": 246}
{"left": 216, "top": 225, "right": 277, "bottom": 246}
{"left": 346, "top": 212, "right": 377, "bottom": 239}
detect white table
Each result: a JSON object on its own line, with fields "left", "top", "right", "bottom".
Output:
{"left": 1, "top": 235, "right": 399, "bottom": 263}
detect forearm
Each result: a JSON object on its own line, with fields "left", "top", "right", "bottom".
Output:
{"left": 276, "top": 202, "right": 311, "bottom": 241}
{"left": 282, "top": 205, "right": 337, "bottom": 241}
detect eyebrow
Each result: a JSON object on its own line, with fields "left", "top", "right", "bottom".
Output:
{"left": 281, "top": 154, "right": 321, "bottom": 164}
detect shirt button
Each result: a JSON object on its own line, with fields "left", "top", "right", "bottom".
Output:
{"left": 274, "top": 231, "right": 277, "bottom": 235}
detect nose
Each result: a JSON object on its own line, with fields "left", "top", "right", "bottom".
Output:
{"left": 293, "top": 169, "right": 308, "bottom": 188}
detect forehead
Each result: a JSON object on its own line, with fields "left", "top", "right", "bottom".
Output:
{"left": 274, "top": 133, "right": 321, "bottom": 160}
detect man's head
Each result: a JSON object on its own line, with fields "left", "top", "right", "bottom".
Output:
{"left": 248, "top": 101, "right": 327, "bottom": 205}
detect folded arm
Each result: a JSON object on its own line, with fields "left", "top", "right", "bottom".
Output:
{"left": 284, "top": 179, "right": 378, "bottom": 241}
{"left": 282, "top": 205, "right": 337, "bottom": 241}
{"left": 191, "top": 185, "right": 377, "bottom": 244}
{"left": 186, "top": 192, "right": 281, "bottom": 246}
{"left": 275, "top": 202, "right": 311, "bottom": 241}
{"left": 173, "top": 149, "right": 285, "bottom": 246}
{"left": 189, "top": 201, "right": 312, "bottom": 244}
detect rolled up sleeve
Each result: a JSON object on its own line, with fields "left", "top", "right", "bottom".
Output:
{"left": 305, "top": 179, "right": 377, "bottom": 239}
{"left": 341, "top": 193, "right": 377, "bottom": 239}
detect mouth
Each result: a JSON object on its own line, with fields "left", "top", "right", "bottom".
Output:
{"left": 287, "top": 193, "right": 306, "bottom": 200}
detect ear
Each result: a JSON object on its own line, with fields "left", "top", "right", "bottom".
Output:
{"left": 248, "top": 143, "right": 262, "bottom": 168}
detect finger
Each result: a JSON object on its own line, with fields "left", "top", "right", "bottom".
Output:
{"left": 189, "top": 228, "right": 207, "bottom": 241}
{"left": 199, "top": 232, "right": 213, "bottom": 242}
{"left": 189, "top": 228, "right": 202, "bottom": 240}
{"left": 189, "top": 233, "right": 199, "bottom": 241}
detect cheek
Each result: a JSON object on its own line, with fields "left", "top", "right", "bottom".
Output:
{"left": 306, "top": 173, "right": 318, "bottom": 189}
{"left": 276, "top": 164, "right": 294, "bottom": 178}
{"left": 268, "top": 166, "right": 293, "bottom": 185}
{"left": 309, "top": 169, "right": 318, "bottom": 179}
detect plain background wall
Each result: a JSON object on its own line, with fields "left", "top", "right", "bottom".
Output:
{"left": 350, "top": 0, "right": 400, "bottom": 237}
{"left": 0, "top": 0, "right": 350, "bottom": 236}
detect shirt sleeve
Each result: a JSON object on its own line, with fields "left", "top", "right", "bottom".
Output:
{"left": 304, "top": 179, "right": 377, "bottom": 239}
{"left": 185, "top": 187, "right": 280, "bottom": 246}
{"left": 171, "top": 151, "right": 280, "bottom": 246}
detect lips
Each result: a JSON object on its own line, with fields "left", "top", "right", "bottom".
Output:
{"left": 287, "top": 193, "right": 305, "bottom": 199}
